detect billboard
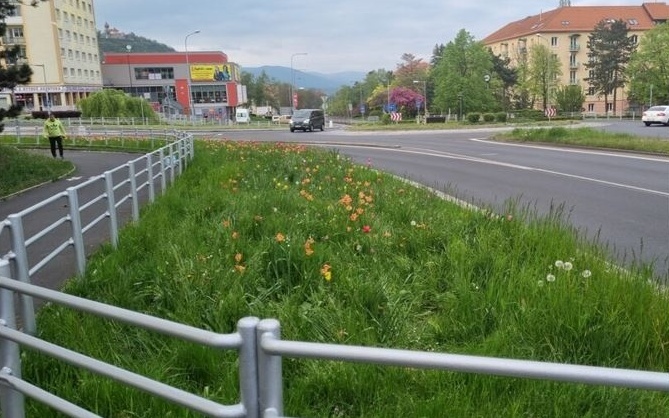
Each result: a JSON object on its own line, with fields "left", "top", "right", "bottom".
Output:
{"left": 189, "top": 64, "right": 238, "bottom": 82}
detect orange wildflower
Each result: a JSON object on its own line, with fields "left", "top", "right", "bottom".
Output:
{"left": 275, "top": 232, "right": 286, "bottom": 243}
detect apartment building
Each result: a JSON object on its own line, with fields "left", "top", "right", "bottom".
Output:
{"left": 1, "top": 0, "right": 102, "bottom": 111}
{"left": 483, "top": 2, "right": 669, "bottom": 114}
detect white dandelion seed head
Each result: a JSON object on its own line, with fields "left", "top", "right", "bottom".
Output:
{"left": 546, "top": 274, "right": 556, "bottom": 282}
{"left": 563, "top": 262, "right": 573, "bottom": 271}
{"left": 555, "top": 260, "right": 564, "bottom": 269}
{"left": 581, "top": 270, "right": 592, "bottom": 278}
{"left": 538, "top": 280, "right": 545, "bottom": 287}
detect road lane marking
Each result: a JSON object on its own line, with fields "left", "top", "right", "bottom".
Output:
{"left": 330, "top": 144, "right": 669, "bottom": 198}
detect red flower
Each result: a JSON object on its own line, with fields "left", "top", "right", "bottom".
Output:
{"left": 362, "top": 225, "right": 371, "bottom": 233}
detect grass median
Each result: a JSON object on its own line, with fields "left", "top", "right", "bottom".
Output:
{"left": 22, "top": 139, "right": 669, "bottom": 417}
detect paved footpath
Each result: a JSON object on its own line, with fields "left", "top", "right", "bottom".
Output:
{"left": 1, "top": 150, "right": 146, "bottom": 295}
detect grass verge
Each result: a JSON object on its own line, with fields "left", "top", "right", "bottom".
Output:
{"left": 22, "top": 140, "right": 669, "bottom": 417}
{"left": 0, "top": 144, "right": 73, "bottom": 198}
{"left": 494, "top": 126, "right": 669, "bottom": 155}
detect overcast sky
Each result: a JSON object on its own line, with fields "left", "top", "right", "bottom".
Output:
{"left": 94, "top": 0, "right": 637, "bottom": 74}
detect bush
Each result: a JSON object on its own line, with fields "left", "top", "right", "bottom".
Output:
{"left": 482, "top": 113, "right": 495, "bottom": 122}
{"left": 426, "top": 116, "right": 446, "bottom": 124}
{"left": 31, "top": 110, "right": 82, "bottom": 119}
{"left": 495, "top": 112, "right": 507, "bottom": 123}
{"left": 467, "top": 113, "right": 481, "bottom": 123}
{"left": 381, "top": 113, "right": 391, "bottom": 125}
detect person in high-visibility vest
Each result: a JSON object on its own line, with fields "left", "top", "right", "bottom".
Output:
{"left": 42, "top": 113, "right": 67, "bottom": 159}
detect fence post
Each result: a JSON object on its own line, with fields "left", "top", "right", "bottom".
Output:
{"left": 104, "top": 172, "right": 119, "bottom": 248}
{"left": 169, "top": 143, "right": 175, "bottom": 185}
{"left": 158, "top": 148, "right": 167, "bottom": 194}
{"left": 6, "top": 215, "right": 35, "bottom": 335}
{"left": 146, "top": 154, "right": 155, "bottom": 203}
{"left": 66, "top": 188, "right": 86, "bottom": 275}
{"left": 128, "top": 162, "right": 139, "bottom": 222}
{"left": 257, "top": 319, "right": 283, "bottom": 417}
{"left": 0, "top": 260, "right": 25, "bottom": 418}
{"left": 237, "top": 317, "right": 260, "bottom": 418}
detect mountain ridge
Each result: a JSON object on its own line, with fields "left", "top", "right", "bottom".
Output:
{"left": 242, "top": 66, "right": 365, "bottom": 94}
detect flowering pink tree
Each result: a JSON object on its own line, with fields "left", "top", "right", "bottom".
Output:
{"left": 390, "top": 87, "right": 424, "bottom": 116}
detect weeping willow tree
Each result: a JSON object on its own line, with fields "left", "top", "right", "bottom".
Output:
{"left": 77, "top": 89, "right": 159, "bottom": 122}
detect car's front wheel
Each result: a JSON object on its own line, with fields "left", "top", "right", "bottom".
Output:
{"left": 644, "top": 122, "right": 651, "bottom": 126}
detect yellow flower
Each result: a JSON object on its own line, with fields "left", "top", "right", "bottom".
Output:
{"left": 234, "top": 253, "right": 243, "bottom": 263}
{"left": 234, "top": 264, "right": 246, "bottom": 273}
{"left": 320, "top": 263, "right": 332, "bottom": 281}
{"left": 275, "top": 232, "right": 286, "bottom": 243}
{"left": 232, "top": 231, "right": 239, "bottom": 240}
{"left": 222, "top": 219, "right": 231, "bottom": 228}
{"left": 304, "top": 237, "right": 315, "bottom": 256}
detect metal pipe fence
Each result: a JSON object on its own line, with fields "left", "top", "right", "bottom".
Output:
{"left": 0, "top": 132, "right": 193, "bottom": 334}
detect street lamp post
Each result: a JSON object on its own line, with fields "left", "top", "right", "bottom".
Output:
{"left": 32, "top": 64, "right": 48, "bottom": 111}
{"left": 184, "top": 30, "right": 201, "bottom": 121}
{"left": 126, "top": 45, "right": 133, "bottom": 96}
{"left": 413, "top": 80, "right": 427, "bottom": 121}
{"left": 290, "top": 52, "right": 307, "bottom": 114}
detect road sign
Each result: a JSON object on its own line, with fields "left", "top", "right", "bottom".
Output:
{"left": 387, "top": 103, "right": 397, "bottom": 112}
{"left": 544, "top": 107, "right": 557, "bottom": 118}
{"left": 390, "top": 112, "right": 402, "bottom": 122}
{"left": 360, "top": 104, "right": 366, "bottom": 115}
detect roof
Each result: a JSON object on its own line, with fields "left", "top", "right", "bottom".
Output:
{"left": 483, "top": 2, "right": 669, "bottom": 44}
{"left": 102, "top": 51, "right": 229, "bottom": 65}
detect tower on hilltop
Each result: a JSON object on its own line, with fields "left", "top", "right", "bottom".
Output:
{"left": 559, "top": 0, "right": 571, "bottom": 6}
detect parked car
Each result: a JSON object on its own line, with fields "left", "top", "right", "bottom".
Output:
{"left": 642, "top": 105, "right": 669, "bottom": 126}
{"left": 289, "top": 109, "right": 325, "bottom": 132}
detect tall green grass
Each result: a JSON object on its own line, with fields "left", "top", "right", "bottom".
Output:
{"left": 497, "top": 127, "right": 669, "bottom": 155}
{"left": 24, "top": 140, "right": 669, "bottom": 417}
{"left": 0, "top": 144, "right": 72, "bottom": 197}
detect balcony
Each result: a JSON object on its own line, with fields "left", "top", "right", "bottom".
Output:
{"left": 569, "top": 61, "right": 579, "bottom": 69}
{"left": 569, "top": 78, "right": 580, "bottom": 85}
{"left": 569, "top": 43, "right": 580, "bottom": 52}
{"left": 2, "top": 36, "right": 25, "bottom": 45}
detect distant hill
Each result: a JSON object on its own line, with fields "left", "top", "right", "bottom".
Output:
{"left": 243, "top": 66, "right": 365, "bottom": 94}
{"left": 97, "top": 28, "right": 176, "bottom": 56}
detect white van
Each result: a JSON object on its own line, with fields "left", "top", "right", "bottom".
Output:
{"left": 236, "top": 108, "right": 251, "bottom": 123}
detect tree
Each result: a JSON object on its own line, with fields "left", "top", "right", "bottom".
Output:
{"left": 585, "top": 19, "right": 636, "bottom": 115}
{"left": 528, "top": 43, "right": 562, "bottom": 110}
{"left": 554, "top": 85, "right": 585, "bottom": 113}
{"left": 393, "top": 53, "right": 429, "bottom": 89}
{"left": 489, "top": 51, "right": 518, "bottom": 111}
{"left": 627, "top": 22, "right": 669, "bottom": 107}
{"left": 431, "top": 29, "right": 495, "bottom": 115}
{"left": 77, "top": 89, "right": 158, "bottom": 122}
{"left": 0, "top": 1, "right": 48, "bottom": 132}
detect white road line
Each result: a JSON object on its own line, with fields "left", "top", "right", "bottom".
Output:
{"left": 332, "top": 144, "right": 669, "bottom": 198}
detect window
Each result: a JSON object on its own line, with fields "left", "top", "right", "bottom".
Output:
{"left": 569, "top": 70, "right": 577, "bottom": 84}
{"left": 134, "top": 67, "right": 175, "bottom": 80}
{"left": 551, "top": 36, "right": 558, "bottom": 47}
{"left": 63, "top": 67, "right": 68, "bottom": 78}
{"left": 588, "top": 86, "right": 595, "bottom": 95}
{"left": 607, "top": 103, "right": 613, "bottom": 112}
{"left": 588, "top": 104, "right": 594, "bottom": 112}
{"left": 630, "top": 34, "right": 638, "bottom": 44}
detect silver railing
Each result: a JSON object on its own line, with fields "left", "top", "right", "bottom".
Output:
{"left": 0, "top": 270, "right": 667, "bottom": 418}
{"left": 0, "top": 132, "right": 194, "bottom": 334}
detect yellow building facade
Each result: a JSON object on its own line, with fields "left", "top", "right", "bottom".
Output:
{"left": 483, "top": 2, "right": 669, "bottom": 115}
{"left": 1, "top": 0, "right": 102, "bottom": 111}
